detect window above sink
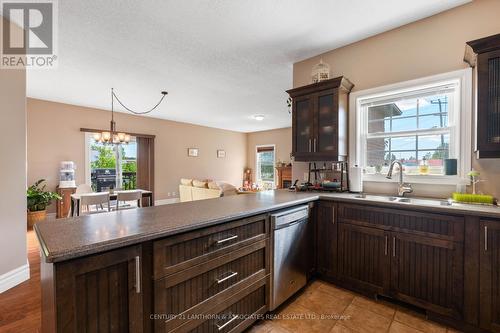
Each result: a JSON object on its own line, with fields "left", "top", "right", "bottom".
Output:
{"left": 349, "top": 69, "right": 472, "bottom": 186}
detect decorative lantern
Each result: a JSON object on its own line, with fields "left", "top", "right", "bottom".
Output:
{"left": 311, "top": 59, "right": 330, "bottom": 83}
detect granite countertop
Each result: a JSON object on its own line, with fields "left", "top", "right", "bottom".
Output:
{"left": 35, "top": 190, "right": 500, "bottom": 263}
{"left": 34, "top": 190, "right": 319, "bottom": 263}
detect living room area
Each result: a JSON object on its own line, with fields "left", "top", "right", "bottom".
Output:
{"left": 26, "top": 98, "right": 293, "bottom": 216}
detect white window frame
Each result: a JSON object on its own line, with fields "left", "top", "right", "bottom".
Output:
{"left": 349, "top": 69, "right": 472, "bottom": 185}
{"left": 255, "top": 144, "right": 276, "bottom": 188}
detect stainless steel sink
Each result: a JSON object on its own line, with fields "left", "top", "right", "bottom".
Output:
{"left": 350, "top": 194, "right": 449, "bottom": 206}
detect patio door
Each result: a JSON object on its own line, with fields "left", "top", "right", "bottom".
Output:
{"left": 86, "top": 133, "right": 138, "bottom": 192}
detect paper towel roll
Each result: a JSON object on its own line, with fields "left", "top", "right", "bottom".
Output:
{"left": 349, "top": 166, "right": 363, "bottom": 192}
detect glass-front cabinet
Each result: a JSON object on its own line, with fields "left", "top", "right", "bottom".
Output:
{"left": 465, "top": 33, "right": 500, "bottom": 158}
{"left": 294, "top": 97, "right": 313, "bottom": 158}
{"left": 288, "top": 77, "right": 353, "bottom": 161}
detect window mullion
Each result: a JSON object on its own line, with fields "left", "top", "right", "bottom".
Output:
{"left": 367, "top": 128, "right": 450, "bottom": 140}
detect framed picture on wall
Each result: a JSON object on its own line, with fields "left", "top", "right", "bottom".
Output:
{"left": 188, "top": 148, "right": 199, "bottom": 157}
{"left": 217, "top": 149, "right": 226, "bottom": 158}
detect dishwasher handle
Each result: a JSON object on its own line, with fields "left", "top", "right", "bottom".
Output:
{"left": 271, "top": 206, "right": 309, "bottom": 229}
{"left": 273, "top": 218, "right": 307, "bottom": 230}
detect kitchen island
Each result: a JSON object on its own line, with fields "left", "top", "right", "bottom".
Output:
{"left": 35, "top": 190, "right": 500, "bottom": 333}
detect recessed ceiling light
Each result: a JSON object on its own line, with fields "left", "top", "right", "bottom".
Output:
{"left": 253, "top": 114, "right": 265, "bottom": 121}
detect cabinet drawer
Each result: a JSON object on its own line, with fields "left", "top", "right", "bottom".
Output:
{"left": 154, "top": 214, "right": 269, "bottom": 279}
{"left": 155, "top": 240, "right": 268, "bottom": 332}
{"left": 170, "top": 278, "right": 268, "bottom": 333}
{"left": 337, "top": 203, "right": 464, "bottom": 241}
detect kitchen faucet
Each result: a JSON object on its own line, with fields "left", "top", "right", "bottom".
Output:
{"left": 386, "top": 160, "right": 413, "bottom": 197}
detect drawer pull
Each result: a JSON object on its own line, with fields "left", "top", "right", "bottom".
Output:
{"left": 216, "top": 314, "right": 239, "bottom": 331}
{"left": 485, "top": 226, "right": 488, "bottom": 252}
{"left": 216, "top": 235, "right": 238, "bottom": 245}
{"left": 135, "top": 256, "right": 141, "bottom": 294}
{"left": 216, "top": 271, "right": 238, "bottom": 284}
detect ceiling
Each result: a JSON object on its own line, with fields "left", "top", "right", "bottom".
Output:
{"left": 27, "top": 0, "right": 470, "bottom": 132}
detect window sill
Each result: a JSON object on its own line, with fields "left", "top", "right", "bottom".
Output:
{"left": 363, "top": 173, "right": 470, "bottom": 186}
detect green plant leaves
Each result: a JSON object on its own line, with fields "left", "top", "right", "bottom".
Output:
{"left": 27, "top": 179, "right": 61, "bottom": 212}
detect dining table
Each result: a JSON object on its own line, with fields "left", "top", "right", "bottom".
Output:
{"left": 70, "top": 189, "right": 154, "bottom": 217}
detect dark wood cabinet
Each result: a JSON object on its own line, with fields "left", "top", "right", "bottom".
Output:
{"left": 335, "top": 203, "right": 465, "bottom": 320}
{"left": 315, "top": 201, "right": 337, "bottom": 280}
{"left": 391, "top": 232, "right": 463, "bottom": 319}
{"left": 56, "top": 186, "right": 76, "bottom": 218}
{"left": 152, "top": 214, "right": 270, "bottom": 333}
{"left": 480, "top": 219, "right": 500, "bottom": 332}
{"left": 43, "top": 245, "right": 144, "bottom": 332}
{"left": 287, "top": 77, "right": 353, "bottom": 161}
{"left": 465, "top": 33, "right": 500, "bottom": 158}
{"left": 337, "top": 222, "right": 390, "bottom": 294}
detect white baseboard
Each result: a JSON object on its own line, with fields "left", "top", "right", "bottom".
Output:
{"left": 0, "top": 262, "right": 30, "bottom": 293}
{"left": 155, "top": 198, "right": 180, "bottom": 206}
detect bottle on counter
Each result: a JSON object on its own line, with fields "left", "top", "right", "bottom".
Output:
{"left": 419, "top": 157, "right": 429, "bottom": 175}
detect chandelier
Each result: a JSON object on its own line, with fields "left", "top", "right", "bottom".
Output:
{"left": 93, "top": 88, "right": 168, "bottom": 144}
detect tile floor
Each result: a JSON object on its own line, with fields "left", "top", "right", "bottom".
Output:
{"left": 247, "top": 280, "right": 461, "bottom": 333}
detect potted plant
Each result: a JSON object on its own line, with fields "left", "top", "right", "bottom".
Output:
{"left": 27, "top": 179, "right": 61, "bottom": 228}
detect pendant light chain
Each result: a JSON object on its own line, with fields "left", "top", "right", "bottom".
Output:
{"left": 112, "top": 89, "right": 168, "bottom": 115}
{"left": 93, "top": 88, "right": 168, "bottom": 144}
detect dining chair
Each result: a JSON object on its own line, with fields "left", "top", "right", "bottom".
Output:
{"left": 75, "top": 183, "right": 93, "bottom": 194}
{"left": 79, "top": 193, "right": 111, "bottom": 215}
{"left": 115, "top": 191, "right": 142, "bottom": 210}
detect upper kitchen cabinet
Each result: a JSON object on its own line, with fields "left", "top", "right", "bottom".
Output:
{"left": 287, "top": 76, "right": 354, "bottom": 161}
{"left": 465, "top": 33, "right": 500, "bottom": 158}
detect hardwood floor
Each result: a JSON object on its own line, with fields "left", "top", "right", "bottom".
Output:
{"left": 0, "top": 230, "right": 41, "bottom": 333}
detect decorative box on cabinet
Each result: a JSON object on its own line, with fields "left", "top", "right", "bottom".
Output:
{"left": 287, "top": 76, "right": 354, "bottom": 161}
{"left": 465, "top": 33, "right": 500, "bottom": 158}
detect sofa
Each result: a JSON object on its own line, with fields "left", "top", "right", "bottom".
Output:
{"left": 179, "top": 179, "right": 237, "bottom": 202}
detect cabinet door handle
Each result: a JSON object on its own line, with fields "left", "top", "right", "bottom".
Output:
{"left": 313, "top": 138, "right": 317, "bottom": 152}
{"left": 216, "top": 271, "right": 238, "bottom": 284}
{"left": 385, "top": 236, "right": 388, "bottom": 256}
{"left": 216, "top": 314, "right": 239, "bottom": 331}
{"left": 309, "top": 139, "right": 312, "bottom": 152}
{"left": 485, "top": 226, "right": 488, "bottom": 252}
{"left": 392, "top": 237, "right": 396, "bottom": 257}
{"left": 216, "top": 235, "right": 238, "bottom": 245}
{"left": 135, "top": 255, "right": 141, "bottom": 294}
{"left": 332, "top": 207, "right": 335, "bottom": 224}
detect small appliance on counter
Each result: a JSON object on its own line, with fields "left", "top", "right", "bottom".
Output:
{"left": 59, "top": 161, "right": 76, "bottom": 188}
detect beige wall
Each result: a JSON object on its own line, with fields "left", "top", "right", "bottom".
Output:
{"left": 246, "top": 128, "right": 292, "bottom": 182}
{"left": 0, "top": 18, "right": 27, "bottom": 281}
{"left": 27, "top": 98, "right": 247, "bottom": 211}
{"left": 293, "top": 0, "right": 500, "bottom": 198}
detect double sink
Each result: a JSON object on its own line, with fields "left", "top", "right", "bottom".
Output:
{"left": 351, "top": 193, "right": 453, "bottom": 206}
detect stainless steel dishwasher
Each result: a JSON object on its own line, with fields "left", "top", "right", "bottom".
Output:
{"left": 270, "top": 205, "right": 309, "bottom": 310}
